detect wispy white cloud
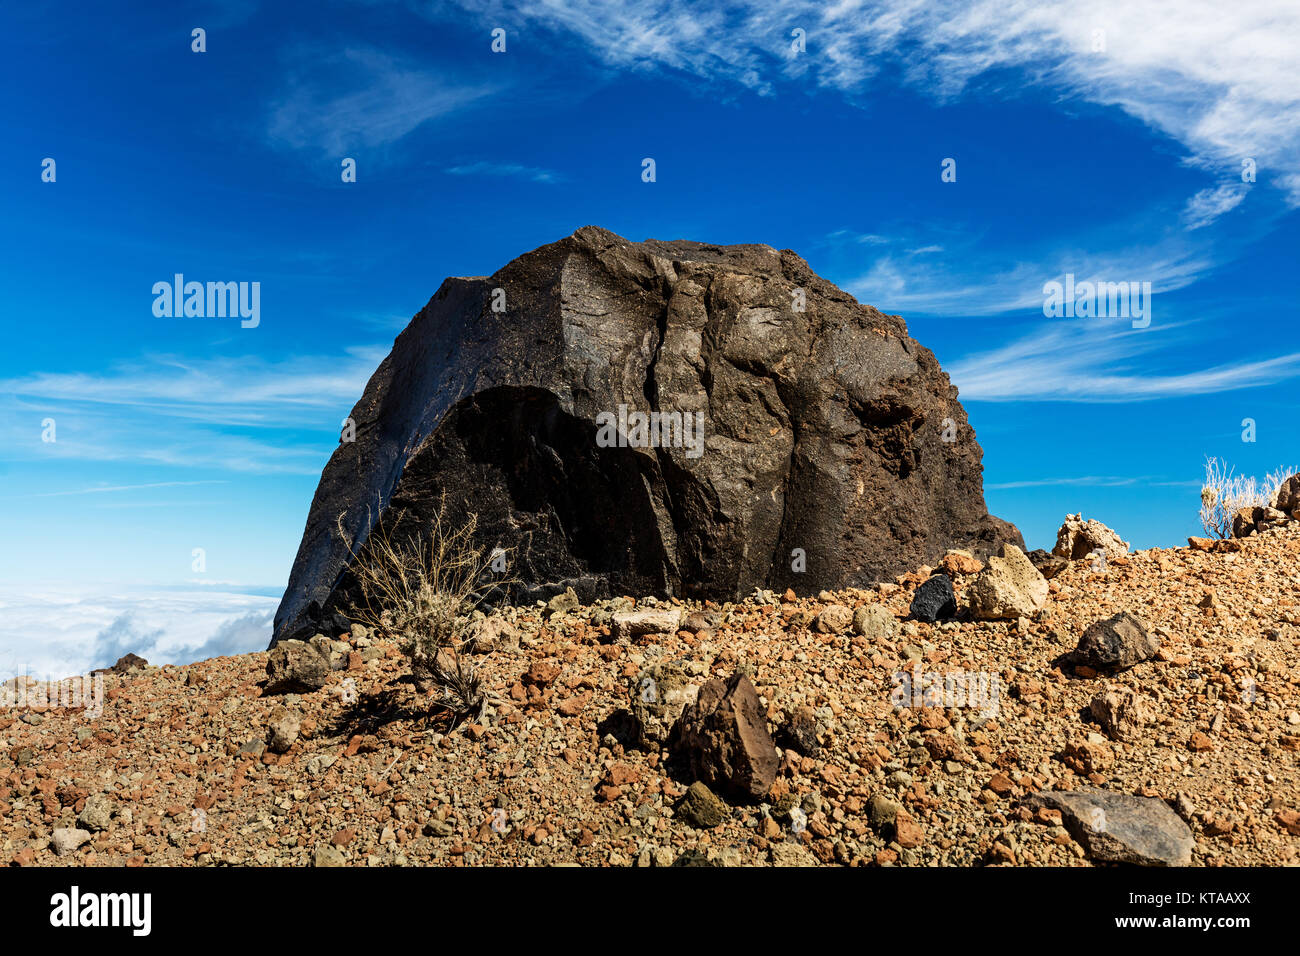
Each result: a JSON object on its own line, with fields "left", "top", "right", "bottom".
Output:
{"left": 452, "top": 0, "right": 1300, "bottom": 203}
{"left": 845, "top": 237, "right": 1213, "bottom": 316}
{"left": 0, "top": 348, "right": 383, "bottom": 473}
{"left": 948, "top": 319, "right": 1300, "bottom": 402}
{"left": 268, "top": 47, "right": 497, "bottom": 154}
{"left": 986, "top": 475, "right": 1141, "bottom": 490}
{"left": 987, "top": 474, "right": 1207, "bottom": 490}
{"left": 820, "top": 230, "right": 893, "bottom": 246}
{"left": 446, "top": 161, "right": 565, "bottom": 183}
{"left": 20, "top": 480, "right": 229, "bottom": 499}
{"left": 448, "top": 1, "right": 751, "bottom": 83}
{"left": 1182, "top": 183, "right": 1248, "bottom": 230}
{"left": 4, "top": 348, "right": 384, "bottom": 421}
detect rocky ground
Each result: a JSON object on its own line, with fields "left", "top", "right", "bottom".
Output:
{"left": 3, "top": 521, "right": 1300, "bottom": 867}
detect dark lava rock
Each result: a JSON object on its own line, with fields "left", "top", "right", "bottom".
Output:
{"left": 769, "top": 792, "right": 799, "bottom": 823}
{"left": 265, "top": 640, "right": 330, "bottom": 692}
{"left": 1232, "top": 506, "right": 1265, "bottom": 538}
{"left": 909, "top": 573, "right": 957, "bottom": 622}
{"left": 777, "top": 705, "right": 822, "bottom": 756}
{"left": 677, "top": 781, "right": 730, "bottom": 828}
{"left": 272, "top": 226, "right": 1021, "bottom": 644}
{"left": 1026, "top": 548, "right": 1068, "bottom": 580}
{"left": 674, "top": 673, "right": 779, "bottom": 801}
{"left": 1063, "top": 611, "right": 1159, "bottom": 672}
{"left": 1027, "top": 790, "right": 1193, "bottom": 866}
{"left": 92, "top": 653, "right": 148, "bottom": 676}
{"left": 1232, "top": 504, "right": 1288, "bottom": 538}
{"left": 1273, "top": 473, "right": 1300, "bottom": 515}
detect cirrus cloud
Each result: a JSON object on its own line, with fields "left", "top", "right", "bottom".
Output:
{"left": 446, "top": 0, "right": 1300, "bottom": 203}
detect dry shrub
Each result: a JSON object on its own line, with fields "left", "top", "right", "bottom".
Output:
{"left": 336, "top": 498, "right": 508, "bottom": 720}
{"left": 1199, "top": 457, "right": 1298, "bottom": 539}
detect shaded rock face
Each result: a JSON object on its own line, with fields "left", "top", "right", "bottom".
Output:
{"left": 92, "top": 653, "right": 148, "bottom": 676}
{"left": 273, "top": 227, "right": 1021, "bottom": 644}
{"left": 1232, "top": 504, "right": 1289, "bottom": 538}
{"left": 266, "top": 641, "right": 330, "bottom": 692}
{"left": 1026, "top": 549, "right": 1068, "bottom": 579}
{"left": 778, "top": 705, "right": 823, "bottom": 756}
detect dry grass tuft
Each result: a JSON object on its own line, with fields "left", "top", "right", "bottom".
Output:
{"left": 1199, "top": 457, "right": 1297, "bottom": 539}
{"left": 336, "top": 497, "right": 509, "bottom": 721}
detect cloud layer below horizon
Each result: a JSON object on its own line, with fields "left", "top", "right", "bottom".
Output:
{"left": 0, "top": 587, "right": 279, "bottom": 681}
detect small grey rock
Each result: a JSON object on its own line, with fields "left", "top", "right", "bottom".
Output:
{"left": 852, "top": 604, "right": 897, "bottom": 641}
{"left": 545, "top": 587, "right": 579, "bottom": 619}
{"left": 266, "top": 705, "right": 301, "bottom": 753}
{"left": 629, "top": 659, "right": 698, "bottom": 747}
{"left": 1027, "top": 790, "right": 1193, "bottom": 866}
{"left": 313, "top": 844, "right": 347, "bottom": 867}
{"left": 77, "top": 793, "right": 114, "bottom": 832}
{"left": 768, "top": 842, "right": 816, "bottom": 867}
{"left": 422, "top": 818, "right": 454, "bottom": 837}
{"left": 51, "top": 828, "right": 92, "bottom": 856}
{"left": 814, "top": 604, "right": 853, "bottom": 634}
{"left": 678, "top": 781, "right": 729, "bottom": 828}
{"left": 612, "top": 608, "right": 683, "bottom": 641}
{"left": 266, "top": 640, "right": 330, "bottom": 692}
{"left": 868, "top": 793, "right": 903, "bottom": 829}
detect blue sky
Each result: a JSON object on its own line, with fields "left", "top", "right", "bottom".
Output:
{"left": 2, "top": 1, "right": 1297, "bottom": 673}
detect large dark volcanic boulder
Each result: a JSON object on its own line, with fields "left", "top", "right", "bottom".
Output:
{"left": 272, "top": 227, "right": 1020, "bottom": 644}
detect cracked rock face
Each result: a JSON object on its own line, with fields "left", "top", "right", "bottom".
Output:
{"left": 272, "top": 226, "right": 1021, "bottom": 644}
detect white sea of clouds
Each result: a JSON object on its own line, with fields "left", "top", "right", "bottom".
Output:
{"left": 0, "top": 585, "right": 281, "bottom": 681}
